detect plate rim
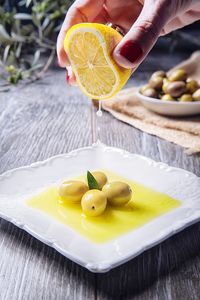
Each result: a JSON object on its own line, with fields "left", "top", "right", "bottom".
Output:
{"left": 0, "top": 141, "right": 197, "bottom": 180}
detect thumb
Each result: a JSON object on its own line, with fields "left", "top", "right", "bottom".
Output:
{"left": 113, "top": 0, "right": 170, "bottom": 69}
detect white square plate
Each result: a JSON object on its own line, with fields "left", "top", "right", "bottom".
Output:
{"left": 0, "top": 143, "right": 200, "bottom": 273}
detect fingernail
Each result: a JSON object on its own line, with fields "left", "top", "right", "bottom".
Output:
{"left": 66, "top": 73, "right": 70, "bottom": 82}
{"left": 119, "top": 41, "right": 143, "bottom": 64}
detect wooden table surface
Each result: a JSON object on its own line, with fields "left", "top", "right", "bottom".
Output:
{"left": 0, "top": 51, "right": 200, "bottom": 300}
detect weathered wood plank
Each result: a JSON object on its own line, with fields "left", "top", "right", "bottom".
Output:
{"left": 0, "top": 71, "right": 92, "bottom": 173}
{"left": 0, "top": 221, "right": 95, "bottom": 300}
{"left": 96, "top": 222, "right": 200, "bottom": 300}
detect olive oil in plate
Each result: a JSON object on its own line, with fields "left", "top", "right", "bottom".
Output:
{"left": 27, "top": 170, "right": 180, "bottom": 243}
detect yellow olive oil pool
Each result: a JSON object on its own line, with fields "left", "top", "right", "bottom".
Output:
{"left": 27, "top": 170, "right": 180, "bottom": 243}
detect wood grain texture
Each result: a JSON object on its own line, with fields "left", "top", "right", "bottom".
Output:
{"left": 0, "top": 51, "right": 200, "bottom": 300}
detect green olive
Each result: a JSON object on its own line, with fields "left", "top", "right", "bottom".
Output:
{"left": 81, "top": 190, "right": 107, "bottom": 217}
{"left": 162, "top": 78, "right": 170, "bottom": 93}
{"left": 193, "top": 88, "right": 200, "bottom": 101}
{"left": 149, "top": 76, "right": 163, "bottom": 90}
{"left": 178, "top": 94, "right": 193, "bottom": 102}
{"left": 59, "top": 180, "right": 88, "bottom": 203}
{"left": 161, "top": 94, "right": 175, "bottom": 101}
{"left": 166, "top": 81, "right": 186, "bottom": 97}
{"left": 102, "top": 181, "right": 132, "bottom": 206}
{"left": 142, "top": 88, "right": 158, "bottom": 98}
{"left": 140, "top": 84, "right": 151, "bottom": 94}
{"left": 168, "top": 69, "right": 187, "bottom": 82}
{"left": 151, "top": 70, "right": 166, "bottom": 78}
{"left": 186, "top": 79, "right": 199, "bottom": 94}
{"left": 91, "top": 171, "right": 107, "bottom": 190}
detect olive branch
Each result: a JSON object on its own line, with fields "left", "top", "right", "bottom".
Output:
{"left": 0, "top": 0, "right": 73, "bottom": 89}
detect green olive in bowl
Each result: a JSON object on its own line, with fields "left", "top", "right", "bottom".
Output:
{"left": 140, "top": 84, "right": 151, "bottom": 94}
{"left": 81, "top": 190, "right": 107, "bottom": 217}
{"left": 59, "top": 181, "right": 89, "bottom": 203}
{"left": 151, "top": 70, "right": 166, "bottom": 78}
{"left": 168, "top": 69, "right": 187, "bottom": 82}
{"left": 91, "top": 171, "right": 107, "bottom": 190}
{"left": 178, "top": 94, "right": 193, "bottom": 102}
{"left": 162, "top": 78, "right": 170, "bottom": 93}
{"left": 141, "top": 88, "right": 158, "bottom": 98}
{"left": 102, "top": 181, "right": 132, "bottom": 206}
{"left": 186, "top": 79, "right": 199, "bottom": 94}
{"left": 160, "top": 94, "right": 175, "bottom": 101}
{"left": 193, "top": 88, "right": 200, "bottom": 101}
{"left": 166, "top": 81, "right": 186, "bottom": 97}
{"left": 149, "top": 76, "right": 163, "bottom": 90}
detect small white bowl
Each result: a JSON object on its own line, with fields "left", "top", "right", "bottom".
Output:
{"left": 136, "top": 91, "right": 200, "bottom": 117}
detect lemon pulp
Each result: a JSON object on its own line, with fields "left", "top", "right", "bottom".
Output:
{"left": 64, "top": 23, "right": 131, "bottom": 99}
{"left": 27, "top": 170, "right": 180, "bottom": 243}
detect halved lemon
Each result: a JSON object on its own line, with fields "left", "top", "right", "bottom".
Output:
{"left": 64, "top": 23, "right": 131, "bottom": 100}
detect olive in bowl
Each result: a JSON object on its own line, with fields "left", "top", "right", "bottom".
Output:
{"left": 178, "top": 94, "right": 193, "bottom": 102}
{"left": 160, "top": 94, "right": 175, "bottom": 101}
{"left": 193, "top": 89, "right": 200, "bottom": 101}
{"left": 138, "top": 68, "right": 200, "bottom": 116}
{"left": 166, "top": 81, "right": 186, "bottom": 98}
{"left": 140, "top": 68, "right": 199, "bottom": 103}
{"left": 168, "top": 69, "right": 187, "bottom": 82}
{"left": 186, "top": 79, "right": 199, "bottom": 94}
{"left": 141, "top": 88, "right": 158, "bottom": 98}
{"left": 149, "top": 76, "right": 163, "bottom": 91}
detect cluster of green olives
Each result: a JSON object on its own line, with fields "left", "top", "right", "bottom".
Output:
{"left": 58, "top": 171, "right": 132, "bottom": 217}
{"left": 140, "top": 69, "right": 200, "bottom": 102}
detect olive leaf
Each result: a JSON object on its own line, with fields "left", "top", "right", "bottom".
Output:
{"left": 0, "top": 24, "right": 11, "bottom": 42}
{"left": 25, "top": 0, "right": 33, "bottom": 8}
{"left": 42, "top": 17, "right": 50, "bottom": 30}
{"left": 32, "top": 49, "right": 41, "bottom": 66}
{"left": 87, "top": 171, "right": 100, "bottom": 190}
{"left": 3, "top": 45, "right": 11, "bottom": 63}
{"left": 14, "top": 13, "right": 33, "bottom": 20}
{"left": 0, "top": 0, "right": 75, "bottom": 87}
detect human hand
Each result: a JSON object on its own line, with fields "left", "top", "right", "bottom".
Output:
{"left": 57, "top": 0, "right": 200, "bottom": 84}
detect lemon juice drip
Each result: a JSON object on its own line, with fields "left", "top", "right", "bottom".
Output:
{"left": 96, "top": 100, "right": 102, "bottom": 117}
{"left": 96, "top": 100, "right": 102, "bottom": 142}
{"left": 93, "top": 100, "right": 103, "bottom": 143}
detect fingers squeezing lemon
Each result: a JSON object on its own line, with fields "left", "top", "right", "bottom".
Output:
{"left": 64, "top": 23, "right": 131, "bottom": 100}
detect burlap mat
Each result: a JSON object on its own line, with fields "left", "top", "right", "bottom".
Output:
{"left": 103, "top": 51, "right": 200, "bottom": 154}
